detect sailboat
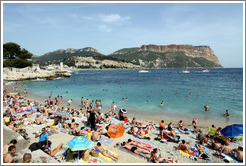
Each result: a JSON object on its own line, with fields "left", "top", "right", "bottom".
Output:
{"left": 182, "top": 61, "right": 190, "bottom": 73}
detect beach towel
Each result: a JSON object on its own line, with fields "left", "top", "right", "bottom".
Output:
{"left": 79, "top": 157, "right": 103, "bottom": 163}
{"left": 131, "top": 140, "right": 153, "bottom": 151}
{"left": 195, "top": 145, "right": 212, "bottom": 161}
{"left": 98, "top": 137, "right": 113, "bottom": 146}
{"left": 99, "top": 147, "right": 118, "bottom": 161}
{"left": 179, "top": 150, "right": 191, "bottom": 158}
{"left": 118, "top": 147, "right": 145, "bottom": 159}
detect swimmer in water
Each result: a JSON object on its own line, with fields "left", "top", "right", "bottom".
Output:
{"left": 224, "top": 110, "right": 230, "bottom": 117}
{"left": 125, "top": 98, "right": 128, "bottom": 101}
{"left": 160, "top": 101, "right": 164, "bottom": 108}
{"left": 204, "top": 105, "right": 209, "bottom": 111}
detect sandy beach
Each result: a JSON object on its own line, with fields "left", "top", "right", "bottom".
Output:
{"left": 2, "top": 82, "right": 244, "bottom": 164}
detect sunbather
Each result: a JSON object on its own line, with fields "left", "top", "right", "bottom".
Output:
{"left": 48, "top": 143, "right": 64, "bottom": 158}
{"left": 72, "top": 123, "right": 87, "bottom": 136}
{"left": 120, "top": 142, "right": 147, "bottom": 159}
{"left": 127, "top": 139, "right": 152, "bottom": 153}
{"left": 35, "top": 114, "right": 46, "bottom": 125}
{"left": 96, "top": 142, "right": 118, "bottom": 162}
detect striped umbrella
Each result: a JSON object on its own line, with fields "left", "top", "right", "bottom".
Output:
{"left": 66, "top": 136, "right": 92, "bottom": 151}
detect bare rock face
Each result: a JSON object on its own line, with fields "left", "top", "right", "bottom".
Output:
{"left": 140, "top": 44, "right": 221, "bottom": 66}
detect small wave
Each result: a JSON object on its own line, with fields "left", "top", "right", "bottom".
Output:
{"left": 36, "top": 78, "right": 46, "bottom": 81}
{"left": 5, "top": 81, "right": 15, "bottom": 85}
{"left": 55, "top": 77, "right": 63, "bottom": 80}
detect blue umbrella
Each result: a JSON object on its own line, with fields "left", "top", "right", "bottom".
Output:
{"left": 221, "top": 124, "right": 243, "bottom": 137}
{"left": 66, "top": 136, "right": 92, "bottom": 151}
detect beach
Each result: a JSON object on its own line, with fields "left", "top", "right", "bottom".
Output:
{"left": 2, "top": 80, "right": 243, "bottom": 164}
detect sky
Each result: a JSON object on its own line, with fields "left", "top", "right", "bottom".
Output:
{"left": 2, "top": 2, "right": 244, "bottom": 68}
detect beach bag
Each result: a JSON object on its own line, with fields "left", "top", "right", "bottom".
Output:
{"left": 91, "top": 149, "right": 99, "bottom": 157}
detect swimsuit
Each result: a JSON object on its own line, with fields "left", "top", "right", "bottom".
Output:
{"left": 131, "top": 147, "right": 137, "bottom": 153}
{"left": 102, "top": 149, "right": 108, "bottom": 153}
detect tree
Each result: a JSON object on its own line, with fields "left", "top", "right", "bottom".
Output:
{"left": 3, "top": 42, "right": 33, "bottom": 68}
{"left": 19, "top": 48, "right": 33, "bottom": 59}
{"left": 3, "top": 42, "right": 21, "bottom": 59}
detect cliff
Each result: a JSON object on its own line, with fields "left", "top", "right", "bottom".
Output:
{"left": 111, "top": 44, "right": 222, "bottom": 68}
{"left": 140, "top": 44, "right": 220, "bottom": 66}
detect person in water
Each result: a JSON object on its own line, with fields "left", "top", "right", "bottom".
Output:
{"left": 224, "top": 110, "right": 230, "bottom": 117}
{"left": 204, "top": 105, "right": 209, "bottom": 111}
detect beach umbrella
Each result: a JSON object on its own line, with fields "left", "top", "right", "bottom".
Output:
{"left": 66, "top": 136, "right": 92, "bottom": 151}
{"left": 120, "top": 108, "right": 127, "bottom": 114}
{"left": 221, "top": 124, "right": 243, "bottom": 138}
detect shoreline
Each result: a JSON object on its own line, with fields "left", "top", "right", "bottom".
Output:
{"left": 12, "top": 85, "right": 241, "bottom": 129}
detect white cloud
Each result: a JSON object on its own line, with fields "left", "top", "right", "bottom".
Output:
{"left": 98, "top": 14, "right": 130, "bottom": 24}
{"left": 99, "top": 25, "right": 111, "bottom": 32}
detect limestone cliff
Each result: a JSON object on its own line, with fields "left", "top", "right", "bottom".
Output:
{"left": 140, "top": 44, "right": 221, "bottom": 66}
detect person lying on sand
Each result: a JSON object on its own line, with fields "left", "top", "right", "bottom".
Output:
{"left": 22, "top": 115, "right": 32, "bottom": 126}
{"left": 35, "top": 114, "right": 47, "bottom": 125}
{"left": 47, "top": 143, "right": 64, "bottom": 158}
{"left": 150, "top": 148, "right": 179, "bottom": 163}
{"left": 127, "top": 139, "right": 153, "bottom": 152}
{"left": 118, "top": 142, "right": 147, "bottom": 159}
{"left": 96, "top": 142, "right": 118, "bottom": 162}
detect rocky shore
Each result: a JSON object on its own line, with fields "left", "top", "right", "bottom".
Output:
{"left": 3, "top": 67, "right": 71, "bottom": 82}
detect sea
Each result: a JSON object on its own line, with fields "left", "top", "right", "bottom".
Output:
{"left": 17, "top": 68, "right": 243, "bottom": 126}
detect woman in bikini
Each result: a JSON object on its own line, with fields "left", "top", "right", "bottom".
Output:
{"left": 96, "top": 142, "right": 118, "bottom": 162}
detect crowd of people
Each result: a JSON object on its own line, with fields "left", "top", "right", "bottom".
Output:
{"left": 2, "top": 84, "right": 243, "bottom": 163}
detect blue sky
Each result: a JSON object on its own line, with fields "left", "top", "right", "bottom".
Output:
{"left": 3, "top": 2, "right": 244, "bottom": 67}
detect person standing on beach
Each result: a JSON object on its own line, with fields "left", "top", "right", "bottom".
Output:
{"left": 3, "top": 146, "right": 16, "bottom": 163}
{"left": 111, "top": 102, "right": 115, "bottom": 111}
{"left": 60, "top": 96, "right": 63, "bottom": 104}
{"left": 67, "top": 99, "right": 72, "bottom": 106}
{"left": 81, "top": 97, "right": 84, "bottom": 108}
{"left": 89, "top": 110, "right": 96, "bottom": 130}
{"left": 49, "top": 96, "right": 53, "bottom": 106}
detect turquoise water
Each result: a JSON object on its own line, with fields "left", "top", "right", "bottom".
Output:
{"left": 20, "top": 68, "right": 243, "bottom": 123}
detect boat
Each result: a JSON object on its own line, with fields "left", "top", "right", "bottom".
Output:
{"left": 182, "top": 61, "right": 190, "bottom": 73}
{"left": 139, "top": 70, "right": 149, "bottom": 73}
{"left": 182, "top": 70, "right": 190, "bottom": 74}
{"left": 202, "top": 69, "right": 210, "bottom": 73}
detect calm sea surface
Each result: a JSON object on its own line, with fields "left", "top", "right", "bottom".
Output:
{"left": 20, "top": 68, "right": 243, "bottom": 124}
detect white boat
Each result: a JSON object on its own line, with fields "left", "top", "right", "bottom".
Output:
{"left": 182, "top": 70, "right": 190, "bottom": 74}
{"left": 182, "top": 61, "right": 190, "bottom": 73}
{"left": 202, "top": 69, "right": 210, "bottom": 73}
{"left": 139, "top": 70, "right": 149, "bottom": 73}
